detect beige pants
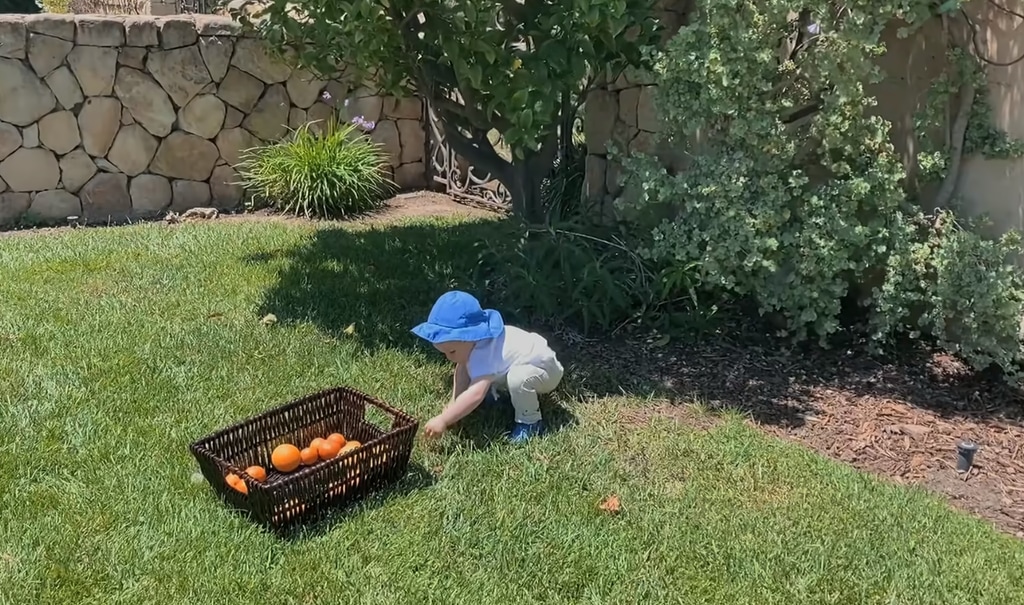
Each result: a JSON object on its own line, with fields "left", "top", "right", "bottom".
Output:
{"left": 493, "top": 357, "right": 564, "bottom": 424}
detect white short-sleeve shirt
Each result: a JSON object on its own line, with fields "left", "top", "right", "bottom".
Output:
{"left": 466, "top": 326, "right": 556, "bottom": 381}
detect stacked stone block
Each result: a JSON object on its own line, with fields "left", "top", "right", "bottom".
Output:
{"left": 582, "top": 0, "right": 693, "bottom": 209}
{"left": 0, "top": 14, "right": 427, "bottom": 227}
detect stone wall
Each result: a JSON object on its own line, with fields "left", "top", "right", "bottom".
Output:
{"left": 583, "top": 0, "right": 691, "bottom": 212}
{"left": 0, "top": 14, "right": 428, "bottom": 227}
{"left": 584, "top": 1, "right": 1024, "bottom": 238}
{"left": 583, "top": 71, "right": 659, "bottom": 209}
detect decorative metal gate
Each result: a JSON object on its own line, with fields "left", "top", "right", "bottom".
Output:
{"left": 425, "top": 103, "right": 512, "bottom": 211}
{"left": 177, "top": 0, "right": 217, "bottom": 13}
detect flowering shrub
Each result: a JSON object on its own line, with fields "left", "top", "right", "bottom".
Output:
{"left": 320, "top": 91, "right": 377, "bottom": 133}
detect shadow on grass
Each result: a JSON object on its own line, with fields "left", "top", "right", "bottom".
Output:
{"left": 246, "top": 214, "right": 1023, "bottom": 438}
{"left": 246, "top": 219, "right": 507, "bottom": 352}
{"left": 245, "top": 217, "right": 584, "bottom": 438}
{"left": 271, "top": 461, "right": 438, "bottom": 541}
{"left": 443, "top": 393, "right": 579, "bottom": 451}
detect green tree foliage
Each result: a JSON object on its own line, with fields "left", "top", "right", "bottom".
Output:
{"left": 244, "top": 0, "right": 660, "bottom": 222}
{"left": 0, "top": 0, "right": 40, "bottom": 13}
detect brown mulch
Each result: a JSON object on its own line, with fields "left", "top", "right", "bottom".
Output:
{"left": 571, "top": 332, "right": 1024, "bottom": 538}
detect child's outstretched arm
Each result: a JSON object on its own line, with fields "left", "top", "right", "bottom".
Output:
{"left": 451, "top": 362, "right": 470, "bottom": 403}
{"left": 424, "top": 376, "right": 492, "bottom": 438}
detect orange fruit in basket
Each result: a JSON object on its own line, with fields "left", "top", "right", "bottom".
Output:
{"left": 310, "top": 437, "right": 326, "bottom": 451}
{"left": 271, "top": 444, "right": 302, "bottom": 472}
{"left": 245, "top": 466, "right": 267, "bottom": 482}
{"left": 327, "top": 433, "right": 346, "bottom": 447}
{"left": 318, "top": 438, "right": 342, "bottom": 460}
{"left": 300, "top": 446, "right": 319, "bottom": 466}
{"left": 225, "top": 473, "right": 248, "bottom": 495}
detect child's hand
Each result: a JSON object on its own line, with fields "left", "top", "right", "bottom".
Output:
{"left": 423, "top": 416, "right": 448, "bottom": 438}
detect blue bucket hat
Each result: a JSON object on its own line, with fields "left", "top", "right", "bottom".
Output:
{"left": 411, "top": 291, "right": 505, "bottom": 344}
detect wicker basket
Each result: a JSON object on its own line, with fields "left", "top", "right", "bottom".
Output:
{"left": 189, "top": 386, "right": 418, "bottom": 531}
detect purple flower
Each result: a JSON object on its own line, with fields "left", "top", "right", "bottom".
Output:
{"left": 807, "top": 22, "right": 820, "bottom": 34}
{"left": 350, "top": 115, "right": 376, "bottom": 132}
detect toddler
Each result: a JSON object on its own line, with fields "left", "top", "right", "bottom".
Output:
{"left": 412, "top": 290, "right": 564, "bottom": 443}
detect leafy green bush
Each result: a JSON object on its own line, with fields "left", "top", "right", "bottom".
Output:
{"left": 237, "top": 120, "right": 393, "bottom": 219}
{"left": 872, "top": 211, "right": 1024, "bottom": 378}
{"left": 620, "top": 2, "right": 912, "bottom": 343}
{"left": 474, "top": 110, "right": 713, "bottom": 336}
{"left": 475, "top": 214, "right": 705, "bottom": 335}
{"left": 617, "top": 0, "right": 1024, "bottom": 379}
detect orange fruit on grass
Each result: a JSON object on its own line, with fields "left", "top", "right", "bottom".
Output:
{"left": 271, "top": 444, "right": 302, "bottom": 472}
{"left": 318, "top": 439, "right": 342, "bottom": 460}
{"left": 327, "top": 433, "right": 346, "bottom": 447}
{"left": 300, "top": 446, "right": 319, "bottom": 466}
{"left": 225, "top": 473, "right": 248, "bottom": 495}
{"left": 244, "top": 466, "right": 267, "bottom": 482}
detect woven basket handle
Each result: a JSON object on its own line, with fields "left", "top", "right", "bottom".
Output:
{"left": 362, "top": 400, "right": 397, "bottom": 433}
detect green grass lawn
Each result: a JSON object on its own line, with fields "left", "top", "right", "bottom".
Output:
{"left": 2, "top": 216, "right": 1023, "bottom": 605}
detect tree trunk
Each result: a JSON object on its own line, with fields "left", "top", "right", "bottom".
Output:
{"left": 502, "top": 161, "right": 545, "bottom": 223}
{"left": 438, "top": 112, "right": 560, "bottom": 224}
{"left": 498, "top": 130, "right": 561, "bottom": 224}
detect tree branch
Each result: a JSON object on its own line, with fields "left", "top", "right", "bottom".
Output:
{"left": 781, "top": 100, "right": 823, "bottom": 125}
{"left": 934, "top": 82, "right": 975, "bottom": 209}
{"left": 440, "top": 119, "right": 510, "bottom": 180}
{"left": 790, "top": 10, "right": 812, "bottom": 63}
{"left": 987, "top": 0, "right": 1024, "bottom": 20}
{"left": 778, "top": 9, "right": 816, "bottom": 66}
{"left": 960, "top": 8, "right": 1024, "bottom": 67}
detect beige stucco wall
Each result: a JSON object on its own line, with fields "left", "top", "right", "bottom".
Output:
{"left": 586, "top": 0, "right": 1024, "bottom": 236}
{"left": 952, "top": 2, "right": 1024, "bottom": 233}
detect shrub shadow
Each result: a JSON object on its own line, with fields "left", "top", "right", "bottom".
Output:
{"left": 246, "top": 215, "right": 1022, "bottom": 435}
{"left": 564, "top": 329, "right": 1024, "bottom": 430}
{"left": 246, "top": 217, "right": 580, "bottom": 441}
{"left": 245, "top": 219, "right": 508, "bottom": 352}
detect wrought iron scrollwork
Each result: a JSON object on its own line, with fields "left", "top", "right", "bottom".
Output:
{"left": 178, "top": 0, "right": 216, "bottom": 14}
{"left": 426, "top": 103, "right": 511, "bottom": 211}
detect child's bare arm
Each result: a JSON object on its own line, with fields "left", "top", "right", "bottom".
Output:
{"left": 451, "top": 362, "right": 470, "bottom": 403}
{"left": 424, "top": 376, "right": 492, "bottom": 437}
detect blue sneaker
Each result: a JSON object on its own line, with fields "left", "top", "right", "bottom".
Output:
{"left": 508, "top": 420, "right": 545, "bottom": 444}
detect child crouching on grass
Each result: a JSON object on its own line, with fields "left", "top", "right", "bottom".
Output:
{"left": 412, "top": 290, "right": 564, "bottom": 443}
